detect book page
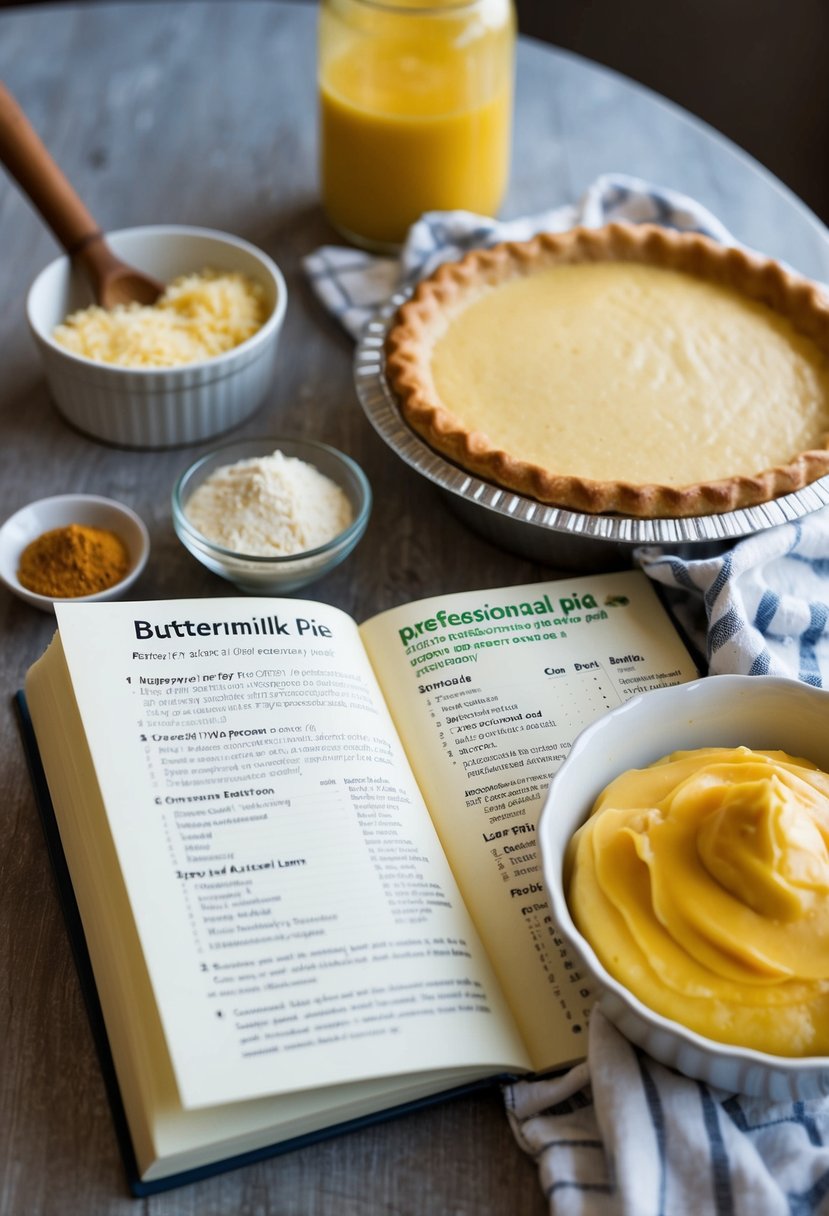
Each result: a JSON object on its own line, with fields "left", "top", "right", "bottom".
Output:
{"left": 51, "top": 598, "right": 530, "bottom": 1110}
{"left": 359, "top": 570, "right": 700, "bottom": 1071}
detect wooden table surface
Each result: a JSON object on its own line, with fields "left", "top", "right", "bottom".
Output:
{"left": 1, "top": 4, "right": 828, "bottom": 1214}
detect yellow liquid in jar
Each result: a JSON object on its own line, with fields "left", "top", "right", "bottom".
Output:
{"left": 319, "top": 19, "right": 513, "bottom": 249}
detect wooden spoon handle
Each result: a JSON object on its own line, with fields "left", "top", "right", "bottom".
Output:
{"left": 0, "top": 82, "right": 100, "bottom": 253}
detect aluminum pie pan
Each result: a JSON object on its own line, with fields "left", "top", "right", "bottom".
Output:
{"left": 354, "top": 294, "right": 829, "bottom": 570}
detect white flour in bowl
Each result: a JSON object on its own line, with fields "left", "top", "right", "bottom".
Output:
{"left": 185, "top": 449, "right": 353, "bottom": 555}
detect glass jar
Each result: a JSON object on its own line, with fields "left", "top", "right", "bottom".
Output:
{"left": 318, "top": 0, "right": 516, "bottom": 252}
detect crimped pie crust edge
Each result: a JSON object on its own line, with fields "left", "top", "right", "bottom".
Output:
{"left": 384, "top": 223, "right": 829, "bottom": 518}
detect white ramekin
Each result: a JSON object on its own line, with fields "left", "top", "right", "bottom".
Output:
{"left": 26, "top": 225, "right": 287, "bottom": 449}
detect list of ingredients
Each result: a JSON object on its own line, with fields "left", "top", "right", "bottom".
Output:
{"left": 361, "top": 571, "right": 699, "bottom": 1063}
{"left": 56, "top": 599, "right": 525, "bottom": 1108}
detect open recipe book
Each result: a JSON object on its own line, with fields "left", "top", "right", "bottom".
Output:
{"left": 19, "top": 569, "right": 699, "bottom": 1193}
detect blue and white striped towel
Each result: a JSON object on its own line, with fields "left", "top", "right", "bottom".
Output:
{"left": 306, "top": 176, "right": 829, "bottom": 1212}
{"left": 638, "top": 512, "right": 829, "bottom": 687}
{"left": 303, "top": 172, "right": 734, "bottom": 340}
{"left": 505, "top": 1008, "right": 829, "bottom": 1216}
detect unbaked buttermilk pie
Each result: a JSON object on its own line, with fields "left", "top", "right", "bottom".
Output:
{"left": 384, "top": 223, "right": 829, "bottom": 517}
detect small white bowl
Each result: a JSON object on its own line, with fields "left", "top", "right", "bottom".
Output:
{"left": 0, "top": 494, "right": 150, "bottom": 612}
{"left": 26, "top": 226, "right": 287, "bottom": 449}
{"left": 539, "top": 674, "right": 829, "bottom": 1099}
{"left": 172, "top": 436, "right": 372, "bottom": 594}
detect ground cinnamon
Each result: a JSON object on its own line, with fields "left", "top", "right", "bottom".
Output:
{"left": 18, "top": 523, "right": 130, "bottom": 598}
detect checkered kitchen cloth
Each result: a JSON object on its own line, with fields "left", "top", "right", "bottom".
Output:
{"left": 303, "top": 171, "right": 734, "bottom": 340}
{"left": 306, "top": 176, "right": 829, "bottom": 1214}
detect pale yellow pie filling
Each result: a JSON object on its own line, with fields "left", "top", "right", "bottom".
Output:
{"left": 430, "top": 262, "right": 829, "bottom": 486}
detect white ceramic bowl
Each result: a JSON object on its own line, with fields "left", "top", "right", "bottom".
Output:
{"left": 0, "top": 493, "right": 150, "bottom": 612}
{"left": 26, "top": 226, "right": 287, "bottom": 449}
{"left": 172, "top": 436, "right": 372, "bottom": 594}
{"left": 538, "top": 674, "right": 829, "bottom": 1099}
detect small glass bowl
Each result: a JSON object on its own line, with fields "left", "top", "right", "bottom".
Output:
{"left": 172, "top": 437, "right": 372, "bottom": 594}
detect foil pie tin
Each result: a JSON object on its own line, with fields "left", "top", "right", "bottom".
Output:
{"left": 354, "top": 295, "right": 829, "bottom": 570}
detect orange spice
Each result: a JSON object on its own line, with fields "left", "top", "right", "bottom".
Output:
{"left": 18, "top": 523, "right": 129, "bottom": 598}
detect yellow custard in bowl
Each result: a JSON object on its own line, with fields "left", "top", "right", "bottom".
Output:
{"left": 567, "top": 746, "right": 829, "bottom": 1057}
